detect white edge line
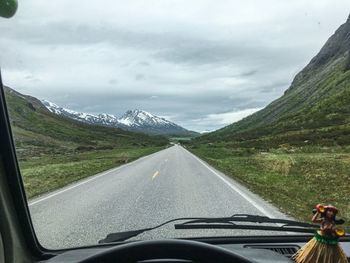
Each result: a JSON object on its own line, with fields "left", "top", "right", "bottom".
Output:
{"left": 182, "top": 147, "right": 275, "bottom": 218}
{"left": 183, "top": 146, "right": 293, "bottom": 232}
{"left": 28, "top": 148, "right": 167, "bottom": 206}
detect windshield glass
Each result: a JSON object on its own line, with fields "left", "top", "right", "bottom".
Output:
{"left": 1, "top": 0, "right": 350, "bottom": 249}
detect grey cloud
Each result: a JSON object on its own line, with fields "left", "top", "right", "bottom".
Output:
{"left": 258, "top": 81, "right": 291, "bottom": 94}
{"left": 0, "top": 20, "right": 307, "bottom": 70}
{"left": 1, "top": 22, "right": 191, "bottom": 50}
{"left": 139, "top": 61, "right": 151, "bottom": 66}
{"left": 24, "top": 75, "right": 40, "bottom": 81}
{"left": 135, "top": 74, "right": 145, "bottom": 81}
{"left": 152, "top": 40, "right": 311, "bottom": 69}
{"left": 239, "top": 70, "right": 258, "bottom": 77}
{"left": 108, "top": 79, "right": 117, "bottom": 85}
{"left": 2, "top": 1, "right": 350, "bottom": 132}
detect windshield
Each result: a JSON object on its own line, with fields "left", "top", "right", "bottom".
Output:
{"left": 1, "top": 0, "right": 350, "bottom": 249}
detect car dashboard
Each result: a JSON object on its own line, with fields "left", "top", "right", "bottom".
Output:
{"left": 42, "top": 236, "right": 350, "bottom": 263}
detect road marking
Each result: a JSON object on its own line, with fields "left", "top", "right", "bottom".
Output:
{"left": 181, "top": 147, "right": 275, "bottom": 218}
{"left": 29, "top": 170, "right": 113, "bottom": 206}
{"left": 183, "top": 147, "right": 292, "bottom": 231}
{"left": 152, "top": 171, "right": 160, "bottom": 180}
{"left": 28, "top": 148, "right": 171, "bottom": 206}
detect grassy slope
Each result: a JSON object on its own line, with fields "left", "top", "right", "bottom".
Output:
{"left": 195, "top": 15, "right": 350, "bottom": 147}
{"left": 196, "top": 58, "right": 350, "bottom": 148}
{"left": 4, "top": 87, "right": 167, "bottom": 158}
{"left": 188, "top": 16, "right": 350, "bottom": 227}
{"left": 190, "top": 145, "right": 350, "bottom": 228}
{"left": 4, "top": 87, "right": 168, "bottom": 198}
{"left": 21, "top": 147, "right": 163, "bottom": 198}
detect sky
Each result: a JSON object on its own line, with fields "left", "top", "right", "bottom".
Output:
{"left": 1, "top": 0, "right": 350, "bottom": 132}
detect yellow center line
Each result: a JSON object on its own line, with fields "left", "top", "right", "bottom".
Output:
{"left": 152, "top": 171, "right": 160, "bottom": 180}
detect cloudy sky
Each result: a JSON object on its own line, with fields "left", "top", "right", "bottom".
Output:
{"left": 1, "top": 0, "right": 349, "bottom": 132}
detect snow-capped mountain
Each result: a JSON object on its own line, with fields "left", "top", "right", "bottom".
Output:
{"left": 118, "top": 109, "right": 173, "bottom": 128}
{"left": 42, "top": 100, "right": 120, "bottom": 127}
{"left": 119, "top": 109, "right": 168, "bottom": 127}
{"left": 118, "top": 109, "right": 196, "bottom": 135}
{"left": 41, "top": 100, "right": 197, "bottom": 136}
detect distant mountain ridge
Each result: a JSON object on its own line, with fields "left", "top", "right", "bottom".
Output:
{"left": 42, "top": 100, "right": 121, "bottom": 127}
{"left": 196, "top": 14, "right": 350, "bottom": 147}
{"left": 3, "top": 86, "right": 168, "bottom": 159}
{"left": 42, "top": 100, "right": 197, "bottom": 136}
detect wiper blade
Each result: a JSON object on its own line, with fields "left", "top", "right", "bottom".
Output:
{"left": 99, "top": 214, "right": 317, "bottom": 243}
{"left": 177, "top": 214, "right": 316, "bottom": 227}
{"left": 99, "top": 217, "right": 203, "bottom": 243}
{"left": 175, "top": 224, "right": 316, "bottom": 233}
{"left": 175, "top": 214, "right": 318, "bottom": 233}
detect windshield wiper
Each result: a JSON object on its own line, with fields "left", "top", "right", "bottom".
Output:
{"left": 99, "top": 214, "right": 318, "bottom": 244}
{"left": 174, "top": 214, "right": 318, "bottom": 232}
{"left": 99, "top": 217, "right": 203, "bottom": 243}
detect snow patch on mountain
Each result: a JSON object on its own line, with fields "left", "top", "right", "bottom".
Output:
{"left": 119, "top": 109, "right": 175, "bottom": 128}
{"left": 41, "top": 100, "right": 197, "bottom": 136}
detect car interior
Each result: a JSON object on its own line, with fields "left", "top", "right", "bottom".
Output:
{"left": 0, "top": 1, "right": 350, "bottom": 262}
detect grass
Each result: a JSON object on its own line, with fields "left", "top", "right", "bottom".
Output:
{"left": 4, "top": 86, "right": 168, "bottom": 161}
{"left": 195, "top": 56, "right": 350, "bottom": 147}
{"left": 189, "top": 144, "right": 350, "bottom": 229}
{"left": 3, "top": 86, "right": 169, "bottom": 199}
{"left": 188, "top": 33, "right": 350, "bottom": 228}
{"left": 20, "top": 146, "right": 165, "bottom": 199}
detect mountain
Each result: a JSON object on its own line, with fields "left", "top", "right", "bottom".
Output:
{"left": 195, "top": 14, "right": 350, "bottom": 147}
{"left": 3, "top": 86, "right": 168, "bottom": 159}
{"left": 118, "top": 109, "right": 198, "bottom": 136}
{"left": 42, "top": 100, "right": 121, "bottom": 127}
{"left": 42, "top": 100, "right": 198, "bottom": 137}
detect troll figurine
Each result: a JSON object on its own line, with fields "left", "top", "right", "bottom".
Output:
{"left": 293, "top": 204, "right": 347, "bottom": 263}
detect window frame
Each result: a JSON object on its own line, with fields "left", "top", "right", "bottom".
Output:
{"left": 0, "top": 70, "right": 50, "bottom": 258}
{"left": 1, "top": 69, "right": 349, "bottom": 261}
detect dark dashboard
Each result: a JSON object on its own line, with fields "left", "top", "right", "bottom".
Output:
{"left": 42, "top": 236, "right": 350, "bottom": 263}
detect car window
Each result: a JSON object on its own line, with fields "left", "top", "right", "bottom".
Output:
{"left": 1, "top": 0, "right": 350, "bottom": 250}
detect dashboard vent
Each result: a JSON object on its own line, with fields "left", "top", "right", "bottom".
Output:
{"left": 244, "top": 245, "right": 299, "bottom": 258}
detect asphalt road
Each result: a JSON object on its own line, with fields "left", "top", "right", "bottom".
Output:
{"left": 29, "top": 145, "right": 288, "bottom": 249}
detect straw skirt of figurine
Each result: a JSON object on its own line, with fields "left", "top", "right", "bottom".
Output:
{"left": 293, "top": 236, "right": 348, "bottom": 263}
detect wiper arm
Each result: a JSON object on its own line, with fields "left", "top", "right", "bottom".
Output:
{"left": 99, "top": 214, "right": 317, "bottom": 244}
{"left": 99, "top": 217, "right": 203, "bottom": 243}
{"left": 177, "top": 214, "right": 317, "bottom": 227}
{"left": 175, "top": 214, "right": 318, "bottom": 233}
{"left": 175, "top": 224, "right": 316, "bottom": 233}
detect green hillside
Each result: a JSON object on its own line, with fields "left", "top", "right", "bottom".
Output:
{"left": 4, "top": 86, "right": 168, "bottom": 159}
{"left": 188, "top": 15, "right": 350, "bottom": 226}
{"left": 195, "top": 14, "right": 350, "bottom": 148}
{"left": 3, "top": 86, "right": 168, "bottom": 197}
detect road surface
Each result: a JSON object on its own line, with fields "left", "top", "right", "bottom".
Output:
{"left": 29, "top": 145, "right": 288, "bottom": 249}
